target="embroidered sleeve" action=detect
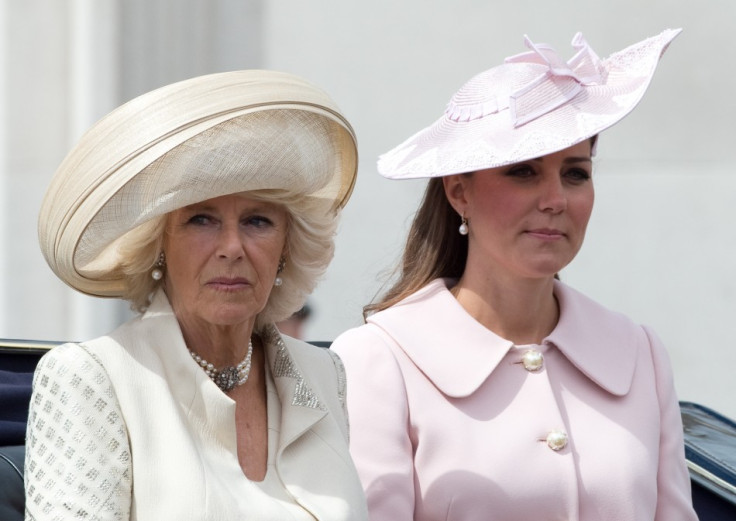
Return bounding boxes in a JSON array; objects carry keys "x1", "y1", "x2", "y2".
[
  {"x1": 325, "y1": 349, "x2": 348, "y2": 420},
  {"x1": 25, "y1": 344, "x2": 132, "y2": 521}
]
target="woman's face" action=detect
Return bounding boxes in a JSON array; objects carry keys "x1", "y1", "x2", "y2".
[
  {"x1": 162, "y1": 193, "x2": 288, "y2": 331},
  {"x1": 444, "y1": 141, "x2": 595, "y2": 281}
]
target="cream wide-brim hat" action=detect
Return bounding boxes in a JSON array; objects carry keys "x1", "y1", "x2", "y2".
[
  {"x1": 39, "y1": 70, "x2": 357, "y2": 297},
  {"x1": 378, "y1": 28, "x2": 680, "y2": 179}
]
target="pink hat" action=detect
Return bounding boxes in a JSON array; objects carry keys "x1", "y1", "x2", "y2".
[{"x1": 378, "y1": 28, "x2": 681, "y2": 179}]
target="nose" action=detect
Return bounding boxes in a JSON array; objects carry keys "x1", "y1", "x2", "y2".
[
  {"x1": 538, "y1": 176, "x2": 567, "y2": 214},
  {"x1": 216, "y1": 223, "x2": 245, "y2": 260}
]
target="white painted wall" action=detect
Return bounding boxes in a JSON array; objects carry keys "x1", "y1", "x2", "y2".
[
  {"x1": 2, "y1": 1, "x2": 734, "y2": 418},
  {"x1": 262, "y1": 1, "x2": 736, "y2": 418}
]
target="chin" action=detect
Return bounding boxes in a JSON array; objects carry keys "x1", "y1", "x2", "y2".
[
  {"x1": 206, "y1": 305, "x2": 260, "y2": 327},
  {"x1": 524, "y1": 260, "x2": 573, "y2": 279}
]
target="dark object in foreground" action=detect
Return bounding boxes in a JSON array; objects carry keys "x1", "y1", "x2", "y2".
[{"x1": 2, "y1": 341, "x2": 735, "y2": 521}]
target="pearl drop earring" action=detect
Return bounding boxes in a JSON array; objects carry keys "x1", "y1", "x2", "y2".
[
  {"x1": 151, "y1": 252, "x2": 165, "y2": 281},
  {"x1": 274, "y1": 256, "x2": 286, "y2": 287},
  {"x1": 458, "y1": 215, "x2": 469, "y2": 236}
]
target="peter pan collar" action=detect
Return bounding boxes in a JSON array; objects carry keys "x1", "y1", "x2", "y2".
[{"x1": 367, "y1": 279, "x2": 638, "y2": 398}]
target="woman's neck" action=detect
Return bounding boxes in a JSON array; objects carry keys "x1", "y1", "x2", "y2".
[
  {"x1": 451, "y1": 272, "x2": 559, "y2": 345},
  {"x1": 178, "y1": 317, "x2": 256, "y2": 368}
]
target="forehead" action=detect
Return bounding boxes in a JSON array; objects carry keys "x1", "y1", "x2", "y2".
[
  {"x1": 529, "y1": 140, "x2": 594, "y2": 163},
  {"x1": 178, "y1": 193, "x2": 283, "y2": 212}
]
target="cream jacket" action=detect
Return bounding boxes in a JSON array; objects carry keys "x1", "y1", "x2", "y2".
[
  {"x1": 25, "y1": 291, "x2": 367, "y2": 521},
  {"x1": 332, "y1": 278, "x2": 697, "y2": 521}
]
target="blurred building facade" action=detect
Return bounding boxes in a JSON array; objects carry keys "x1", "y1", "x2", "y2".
[{"x1": 2, "y1": 0, "x2": 735, "y2": 417}]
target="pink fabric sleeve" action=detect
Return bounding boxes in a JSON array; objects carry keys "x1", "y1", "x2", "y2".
[
  {"x1": 644, "y1": 327, "x2": 699, "y2": 521},
  {"x1": 331, "y1": 326, "x2": 416, "y2": 521}
]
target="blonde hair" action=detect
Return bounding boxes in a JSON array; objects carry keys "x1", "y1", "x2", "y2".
[{"x1": 117, "y1": 190, "x2": 337, "y2": 333}]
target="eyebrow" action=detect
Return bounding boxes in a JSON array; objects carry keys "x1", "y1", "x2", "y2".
[
  {"x1": 183, "y1": 200, "x2": 277, "y2": 214},
  {"x1": 531, "y1": 156, "x2": 592, "y2": 164}
]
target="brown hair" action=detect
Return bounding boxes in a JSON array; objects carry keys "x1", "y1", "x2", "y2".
[
  {"x1": 364, "y1": 177, "x2": 467, "y2": 317},
  {"x1": 364, "y1": 136, "x2": 598, "y2": 318}
]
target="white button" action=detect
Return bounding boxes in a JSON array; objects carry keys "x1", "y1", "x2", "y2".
[
  {"x1": 521, "y1": 349, "x2": 543, "y2": 371},
  {"x1": 546, "y1": 430, "x2": 568, "y2": 451}
]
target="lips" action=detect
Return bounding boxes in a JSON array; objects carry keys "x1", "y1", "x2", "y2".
[
  {"x1": 526, "y1": 228, "x2": 566, "y2": 240},
  {"x1": 206, "y1": 276, "x2": 250, "y2": 289}
]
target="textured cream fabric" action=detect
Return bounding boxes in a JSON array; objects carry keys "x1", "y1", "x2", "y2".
[
  {"x1": 25, "y1": 346, "x2": 132, "y2": 521},
  {"x1": 24, "y1": 290, "x2": 366, "y2": 521},
  {"x1": 37, "y1": 70, "x2": 358, "y2": 297}
]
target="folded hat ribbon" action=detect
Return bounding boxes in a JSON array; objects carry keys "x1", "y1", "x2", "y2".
[
  {"x1": 446, "y1": 33, "x2": 604, "y2": 127},
  {"x1": 506, "y1": 32, "x2": 604, "y2": 127}
]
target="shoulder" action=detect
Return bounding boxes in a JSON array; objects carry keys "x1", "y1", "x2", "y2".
[
  {"x1": 332, "y1": 322, "x2": 394, "y2": 350},
  {"x1": 280, "y1": 333, "x2": 336, "y2": 372},
  {"x1": 639, "y1": 325, "x2": 677, "y2": 383},
  {"x1": 555, "y1": 281, "x2": 636, "y2": 325},
  {"x1": 34, "y1": 342, "x2": 107, "y2": 382},
  {"x1": 331, "y1": 323, "x2": 403, "y2": 368},
  {"x1": 32, "y1": 342, "x2": 121, "y2": 407},
  {"x1": 552, "y1": 281, "x2": 672, "y2": 395},
  {"x1": 332, "y1": 280, "x2": 453, "y2": 357},
  {"x1": 331, "y1": 325, "x2": 411, "y2": 401},
  {"x1": 553, "y1": 280, "x2": 647, "y2": 345}
]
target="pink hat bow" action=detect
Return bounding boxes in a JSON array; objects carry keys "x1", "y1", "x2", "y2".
[
  {"x1": 382, "y1": 28, "x2": 681, "y2": 180},
  {"x1": 447, "y1": 33, "x2": 605, "y2": 127},
  {"x1": 505, "y1": 33, "x2": 605, "y2": 126}
]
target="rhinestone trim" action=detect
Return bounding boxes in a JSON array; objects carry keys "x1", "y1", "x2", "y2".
[{"x1": 270, "y1": 330, "x2": 325, "y2": 411}]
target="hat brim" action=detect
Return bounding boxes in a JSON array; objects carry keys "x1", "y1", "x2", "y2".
[
  {"x1": 39, "y1": 70, "x2": 357, "y2": 297},
  {"x1": 377, "y1": 29, "x2": 680, "y2": 179}
]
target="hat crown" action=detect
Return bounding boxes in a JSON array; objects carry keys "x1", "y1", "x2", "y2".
[{"x1": 446, "y1": 33, "x2": 605, "y2": 127}]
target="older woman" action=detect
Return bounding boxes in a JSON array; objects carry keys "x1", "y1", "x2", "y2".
[
  {"x1": 332, "y1": 30, "x2": 698, "y2": 520},
  {"x1": 27, "y1": 70, "x2": 367, "y2": 520}
]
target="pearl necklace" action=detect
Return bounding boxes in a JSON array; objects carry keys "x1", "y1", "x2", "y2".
[{"x1": 190, "y1": 340, "x2": 253, "y2": 392}]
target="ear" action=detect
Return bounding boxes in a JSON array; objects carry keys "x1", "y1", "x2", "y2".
[{"x1": 442, "y1": 174, "x2": 471, "y2": 215}]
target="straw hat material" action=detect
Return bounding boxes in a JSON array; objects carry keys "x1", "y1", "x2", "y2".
[
  {"x1": 378, "y1": 28, "x2": 681, "y2": 179},
  {"x1": 38, "y1": 70, "x2": 357, "y2": 297}
]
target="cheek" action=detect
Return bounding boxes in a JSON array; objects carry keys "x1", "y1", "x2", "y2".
[
  {"x1": 242, "y1": 234, "x2": 287, "y2": 268},
  {"x1": 570, "y1": 191, "x2": 595, "y2": 233},
  {"x1": 164, "y1": 234, "x2": 212, "y2": 279},
  {"x1": 479, "y1": 192, "x2": 528, "y2": 227},
  {"x1": 254, "y1": 240, "x2": 287, "y2": 271}
]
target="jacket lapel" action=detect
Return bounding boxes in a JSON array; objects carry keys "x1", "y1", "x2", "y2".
[{"x1": 265, "y1": 327, "x2": 327, "y2": 450}]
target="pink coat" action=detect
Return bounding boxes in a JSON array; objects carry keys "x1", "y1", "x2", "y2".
[{"x1": 331, "y1": 278, "x2": 697, "y2": 521}]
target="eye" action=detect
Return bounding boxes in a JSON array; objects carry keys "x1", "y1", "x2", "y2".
[
  {"x1": 186, "y1": 213, "x2": 215, "y2": 226},
  {"x1": 243, "y1": 215, "x2": 274, "y2": 228},
  {"x1": 564, "y1": 168, "x2": 591, "y2": 183},
  {"x1": 505, "y1": 165, "x2": 536, "y2": 179}
]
